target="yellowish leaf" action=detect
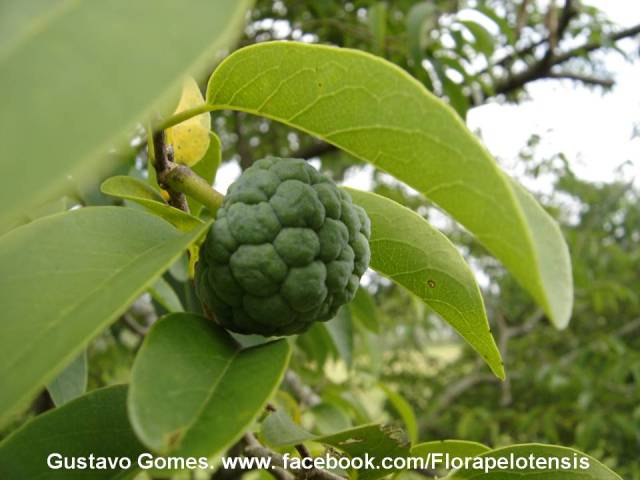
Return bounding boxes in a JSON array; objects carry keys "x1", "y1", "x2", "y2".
[{"x1": 167, "y1": 77, "x2": 211, "y2": 166}]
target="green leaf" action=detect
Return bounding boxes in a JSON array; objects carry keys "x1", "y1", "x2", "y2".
[
  {"x1": 459, "y1": 20, "x2": 495, "y2": 56},
  {"x1": 348, "y1": 189, "x2": 503, "y2": 378},
  {"x1": 0, "y1": 386, "x2": 145, "y2": 480},
  {"x1": 169, "y1": 253, "x2": 191, "y2": 282},
  {"x1": 262, "y1": 408, "x2": 316, "y2": 447},
  {"x1": 128, "y1": 313, "x2": 291, "y2": 457},
  {"x1": 437, "y1": 56, "x2": 468, "y2": 77},
  {"x1": 206, "y1": 41, "x2": 573, "y2": 330},
  {"x1": 297, "y1": 308, "x2": 353, "y2": 367},
  {"x1": 379, "y1": 383, "x2": 418, "y2": 445},
  {"x1": 0, "y1": 195, "x2": 79, "y2": 237},
  {"x1": 27, "y1": 195, "x2": 77, "y2": 222},
  {"x1": 262, "y1": 410, "x2": 410, "y2": 480},
  {"x1": 311, "y1": 402, "x2": 352, "y2": 435},
  {"x1": 319, "y1": 424, "x2": 410, "y2": 480},
  {"x1": 0, "y1": 0, "x2": 251, "y2": 229},
  {"x1": 406, "y1": 2, "x2": 438, "y2": 64},
  {"x1": 149, "y1": 277, "x2": 184, "y2": 313},
  {"x1": 46, "y1": 351, "x2": 87, "y2": 407},
  {"x1": 475, "y1": 6, "x2": 516, "y2": 45},
  {"x1": 447, "y1": 444, "x2": 622, "y2": 479},
  {"x1": 441, "y1": 73, "x2": 470, "y2": 118},
  {"x1": 322, "y1": 390, "x2": 372, "y2": 425},
  {"x1": 297, "y1": 323, "x2": 335, "y2": 367},
  {"x1": 429, "y1": 56, "x2": 470, "y2": 118},
  {"x1": 103, "y1": 174, "x2": 166, "y2": 202},
  {"x1": 411, "y1": 439, "x2": 490, "y2": 458},
  {"x1": 101, "y1": 176, "x2": 203, "y2": 231},
  {"x1": 350, "y1": 287, "x2": 380, "y2": 333},
  {"x1": 324, "y1": 307, "x2": 354, "y2": 367},
  {"x1": 190, "y1": 132, "x2": 222, "y2": 216},
  {"x1": 0, "y1": 207, "x2": 208, "y2": 421}
]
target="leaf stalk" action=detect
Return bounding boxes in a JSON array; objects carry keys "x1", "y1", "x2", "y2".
[
  {"x1": 156, "y1": 104, "x2": 215, "y2": 131},
  {"x1": 162, "y1": 164, "x2": 224, "y2": 216}
]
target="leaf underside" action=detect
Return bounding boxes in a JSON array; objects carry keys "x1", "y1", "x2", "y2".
[
  {"x1": 349, "y1": 189, "x2": 504, "y2": 378},
  {"x1": 206, "y1": 41, "x2": 573, "y2": 329}
]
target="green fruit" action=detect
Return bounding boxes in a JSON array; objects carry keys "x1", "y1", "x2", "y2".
[{"x1": 196, "y1": 156, "x2": 371, "y2": 336}]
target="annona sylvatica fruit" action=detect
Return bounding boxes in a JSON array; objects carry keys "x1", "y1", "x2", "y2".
[{"x1": 195, "y1": 156, "x2": 370, "y2": 336}]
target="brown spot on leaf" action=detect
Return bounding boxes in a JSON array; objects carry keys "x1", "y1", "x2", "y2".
[
  {"x1": 167, "y1": 429, "x2": 184, "y2": 449},
  {"x1": 427, "y1": 280, "x2": 436, "y2": 288}
]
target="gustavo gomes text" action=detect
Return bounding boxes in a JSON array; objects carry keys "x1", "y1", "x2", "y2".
[{"x1": 47, "y1": 453, "x2": 211, "y2": 471}]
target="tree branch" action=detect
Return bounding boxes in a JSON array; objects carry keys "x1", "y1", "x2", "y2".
[
  {"x1": 548, "y1": 0, "x2": 575, "y2": 55},
  {"x1": 548, "y1": 72, "x2": 614, "y2": 88},
  {"x1": 495, "y1": 22, "x2": 640, "y2": 95},
  {"x1": 485, "y1": 0, "x2": 575, "y2": 73}
]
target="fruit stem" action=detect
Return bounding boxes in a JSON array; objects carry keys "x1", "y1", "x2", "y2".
[{"x1": 163, "y1": 164, "x2": 224, "y2": 216}]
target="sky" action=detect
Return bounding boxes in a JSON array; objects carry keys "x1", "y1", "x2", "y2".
[{"x1": 215, "y1": 1, "x2": 639, "y2": 194}]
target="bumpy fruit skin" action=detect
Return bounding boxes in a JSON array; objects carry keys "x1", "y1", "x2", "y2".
[{"x1": 195, "y1": 156, "x2": 371, "y2": 336}]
